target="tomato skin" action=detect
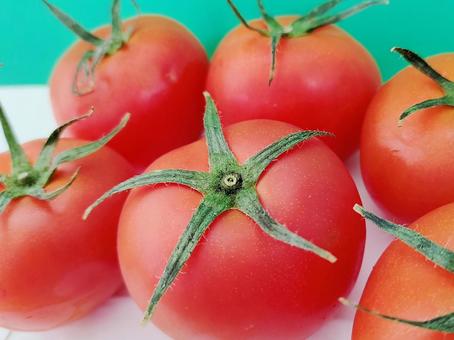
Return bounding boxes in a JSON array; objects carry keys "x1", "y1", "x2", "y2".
[
  {"x1": 50, "y1": 15, "x2": 209, "y2": 170},
  {"x1": 361, "y1": 54, "x2": 454, "y2": 223},
  {"x1": 206, "y1": 17, "x2": 381, "y2": 159},
  {"x1": 118, "y1": 119, "x2": 365, "y2": 339},
  {"x1": 352, "y1": 203, "x2": 454, "y2": 340},
  {"x1": 0, "y1": 139, "x2": 133, "y2": 331}
]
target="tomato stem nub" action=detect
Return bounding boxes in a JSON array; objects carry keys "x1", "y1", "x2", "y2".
[
  {"x1": 354, "y1": 204, "x2": 454, "y2": 273},
  {"x1": 0, "y1": 103, "x2": 129, "y2": 213},
  {"x1": 339, "y1": 298, "x2": 454, "y2": 333},
  {"x1": 393, "y1": 47, "x2": 454, "y2": 123},
  {"x1": 227, "y1": 0, "x2": 387, "y2": 85},
  {"x1": 84, "y1": 91, "x2": 337, "y2": 322},
  {"x1": 43, "y1": 0, "x2": 137, "y2": 95}
]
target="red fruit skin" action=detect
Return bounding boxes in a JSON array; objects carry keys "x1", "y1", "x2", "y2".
[
  {"x1": 50, "y1": 15, "x2": 209, "y2": 170},
  {"x1": 0, "y1": 139, "x2": 134, "y2": 331},
  {"x1": 361, "y1": 54, "x2": 454, "y2": 223},
  {"x1": 207, "y1": 16, "x2": 381, "y2": 159},
  {"x1": 352, "y1": 202, "x2": 454, "y2": 340},
  {"x1": 118, "y1": 119, "x2": 366, "y2": 339}
]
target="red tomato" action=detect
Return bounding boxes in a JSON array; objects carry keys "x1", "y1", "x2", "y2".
[
  {"x1": 50, "y1": 15, "x2": 209, "y2": 170},
  {"x1": 361, "y1": 53, "x2": 454, "y2": 223},
  {"x1": 118, "y1": 119, "x2": 365, "y2": 339},
  {"x1": 206, "y1": 17, "x2": 381, "y2": 159},
  {"x1": 352, "y1": 203, "x2": 454, "y2": 339},
  {"x1": 0, "y1": 139, "x2": 133, "y2": 331}
]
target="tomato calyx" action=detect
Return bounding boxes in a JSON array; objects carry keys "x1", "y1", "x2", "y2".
[
  {"x1": 43, "y1": 0, "x2": 140, "y2": 95},
  {"x1": 227, "y1": 0, "x2": 388, "y2": 85},
  {"x1": 0, "y1": 104, "x2": 129, "y2": 213},
  {"x1": 84, "y1": 91, "x2": 337, "y2": 322},
  {"x1": 393, "y1": 47, "x2": 454, "y2": 124},
  {"x1": 340, "y1": 205, "x2": 454, "y2": 333}
]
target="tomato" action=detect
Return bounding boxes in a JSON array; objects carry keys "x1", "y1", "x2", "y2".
[
  {"x1": 50, "y1": 14, "x2": 209, "y2": 170},
  {"x1": 351, "y1": 202, "x2": 454, "y2": 339},
  {"x1": 361, "y1": 52, "x2": 454, "y2": 223},
  {"x1": 207, "y1": 16, "x2": 381, "y2": 159},
  {"x1": 117, "y1": 119, "x2": 365, "y2": 339},
  {"x1": 0, "y1": 139, "x2": 133, "y2": 331}
]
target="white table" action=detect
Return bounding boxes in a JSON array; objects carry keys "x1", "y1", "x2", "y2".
[{"x1": 0, "y1": 86, "x2": 392, "y2": 340}]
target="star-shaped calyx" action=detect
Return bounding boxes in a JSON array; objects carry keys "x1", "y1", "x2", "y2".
[
  {"x1": 227, "y1": 0, "x2": 388, "y2": 84},
  {"x1": 0, "y1": 104, "x2": 129, "y2": 212},
  {"x1": 43, "y1": 0, "x2": 140, "y2": 95},
  {"x1": 84, "y1": 92, "x2": 337, "y2": 322}
]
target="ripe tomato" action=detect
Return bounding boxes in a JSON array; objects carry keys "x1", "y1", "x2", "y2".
[
  {"x1": 0, "y1": 139, "x2": 133, "y2": 330},
  {"x1": 117, "y1": 119, "x2": 365, "y2": 339},
  {"x1": 50, "y1": 15, "x2": 209, "y2": 170},
  {"x1": 352, "y1": 202, "x2": 454, "y2": 339},
  {"x1": 361, "y1": 53, "x2": 454, "y2": 223},
  {"x1": 207, "y1": 16, "x2": 381, "y2": 159}
]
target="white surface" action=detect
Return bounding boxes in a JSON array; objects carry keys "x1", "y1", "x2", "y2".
[{"x1": 0, "y1": 86, "x2": 392, "y2": 340}]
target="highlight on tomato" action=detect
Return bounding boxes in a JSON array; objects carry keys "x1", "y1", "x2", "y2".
[
  {"x1": 342, "y1": 204, "x2": 454, "y2": 339},
  {"x1": 206, "y1": 0, "x2": 385, "y2": 159},
  {"x1": 84, "y1": 92, "x2": 366, "y2": 339},
  {"x1": 45, "y1": 0, "x2": 209, "y2": 170},
  {"x1": 0, "y1": 104, "x2": 134, "y2": 331},
  {"x1": 361, "y1": 48, "x2": 454, "y2": 223}
]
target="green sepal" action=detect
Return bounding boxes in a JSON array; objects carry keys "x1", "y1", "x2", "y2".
[
  {"x1": 237, "y1": 188, "x2": 337, "y2": 263},
  {"x1": 393, "y1": 47, "x2": 454, "y2": 123},
  {"x1": 0, "y1": 104, "x2": 129, "y2": 213},
  {"x1": 142, "y1": 194, "x2": 233, "y2": 322},
  {"x1": 290, "y1": 0, "x2": 388, "y2": 36},
  {"x1": 42, "y1": 0, "x2": 104, "y2": 46},
  {"x1": 244, "y1": 130, "x2": 332, "y2": 182},
  {"x1": 0, "y1": 105, "x2": 32, "y2": 173},
  {"x1": 354, "y1": 204, "x2": 454, "y2": 273},
  {"x1": 85, "y1": 91, "x2": 337, "y2": 322},
  {"x1": 340, "y1": 298, "x2": 454, "y2": 333},
  {"x1": 227, "y1": 0, "x2": 387, "y2": 85},
  {"x1": 83, "y1": 169, "x2": 210, "y2": 220}
]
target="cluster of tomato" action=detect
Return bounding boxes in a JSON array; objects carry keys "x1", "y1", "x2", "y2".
[{"x1": 0, "y1": 0, "x2": 453, "y2": 339}]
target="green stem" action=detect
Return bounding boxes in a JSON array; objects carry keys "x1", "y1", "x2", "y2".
[
  {"x1": 85, "y1": 91, "x2": 337, "y2": 323},
  {"x1": 392, "y1": 47, "x2": 454, "y2": 123},
  {"x1": 340, "y1": 298, "x2": 454, "y2": 333}
]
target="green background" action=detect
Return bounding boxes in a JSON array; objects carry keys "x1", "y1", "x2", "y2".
[{"x1": 0, "y1": 0, "x2": 450, "y2": 84}]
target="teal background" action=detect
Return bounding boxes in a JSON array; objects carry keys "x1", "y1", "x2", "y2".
[{"x1": 0, "y1": 0, "x2": 450, "y2": 84}]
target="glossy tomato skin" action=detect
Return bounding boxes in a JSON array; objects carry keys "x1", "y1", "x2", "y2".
[
  {"x1": 0, "y1": 139, "x2": 133, "y2": 331},
  {"x1": 361, "y1": 54, "x2": 454, "y2": 223},
  {"x1": 50, "y1": 15, "x2": 209, "y2": 170},
  {"x1": 352, "y1": 203, "x2": 454, "y2": 339},
  {"x1": 206, "y1": 17, "x2": 381, "y2": 159},
  {"x1": 118, "y1": 120, "x2": 366, "y2": 339}
]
